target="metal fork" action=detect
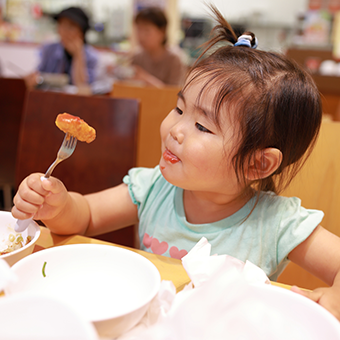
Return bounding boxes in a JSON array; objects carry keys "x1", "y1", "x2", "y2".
[
  {"x1": 14, "y1": 133, "x2": 77, "y2": 232},
  {"x1": 44, "y1": 133, "x2": 77, "y2": 178}
]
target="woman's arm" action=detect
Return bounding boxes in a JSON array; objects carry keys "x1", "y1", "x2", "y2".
[
  {"x1": 132, "y1": 65, "x2": 165, "y2": 88},
  {"x1": 61, "y1": 32, "x2": 89, "y2": 86},
  {"x1": 288, "y1": 225, "x2": 340, "y2": 320},
  {"x1": 70, "y1": 40, "x2": 89, "y2": 86}
]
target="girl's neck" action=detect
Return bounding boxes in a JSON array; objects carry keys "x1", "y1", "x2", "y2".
[{"x1": 183, "y1": 189, "x2": 254, "y2": 224}]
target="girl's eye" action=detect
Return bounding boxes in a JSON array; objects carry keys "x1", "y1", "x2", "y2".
[
  {"x1": 175, "y1": 107, "x2": 183, "y2": 115},
  {"x1": 196, "y1": 123, "x2": 211, "y2": 133}
]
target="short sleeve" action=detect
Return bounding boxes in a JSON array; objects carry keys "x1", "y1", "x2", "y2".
[
  {"x1": 123, "y1": 166, "x2": 162, "y2": 210},
  {"x1": 276, "y1": 197, "x2": 324, "y2": 265}
]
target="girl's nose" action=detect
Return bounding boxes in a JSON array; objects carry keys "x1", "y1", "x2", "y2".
[{"x1": 170, "y1": 123, "x2": 184, "y2": 144}]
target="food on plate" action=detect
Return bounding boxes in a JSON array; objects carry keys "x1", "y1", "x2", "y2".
[
  {"x1": 0, "y1": 232, "x2": 32, "y2": 255},
  {"x1": 55, "y1": 113, "x2": 96, "y2": 143}
]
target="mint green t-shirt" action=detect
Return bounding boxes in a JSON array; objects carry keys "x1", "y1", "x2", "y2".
[{"x1": 123, "y1": 166, "x2": 324, "y2": 281}]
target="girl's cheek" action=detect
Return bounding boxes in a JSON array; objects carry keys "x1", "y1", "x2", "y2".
[
  {"x1": 160, "y1": 119, "x2": 168, "y2": 140},
  {"x1": 160, "y1": 111, "x2": 176, "y2": 136}
]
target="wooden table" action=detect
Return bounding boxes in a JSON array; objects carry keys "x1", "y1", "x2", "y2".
[{"x1": 35, "y1": 227, "x2": 291, "y2": 291}]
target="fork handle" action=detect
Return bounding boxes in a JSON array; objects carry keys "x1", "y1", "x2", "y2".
[
  {"x1": 14, "y1": 218, "x2": 33, "y2": 232},
  {"x1": 44, "y1": 159, "x2": 62, "y2": 178}
]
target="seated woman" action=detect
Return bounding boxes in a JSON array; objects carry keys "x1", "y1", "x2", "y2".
[
  {"x1": 130, "y1": 7, "x2": 186, "y2": 87},
  {"x1": 25, "y1": 6, "x2": 98, "y2": 89}
]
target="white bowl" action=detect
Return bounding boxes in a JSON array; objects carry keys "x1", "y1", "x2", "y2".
[
  {"x1": 0, "y1": 211, "x2": 40, "y2": 266},
  {"x1": 0, "y1": 294, "x2": 99, "y2": 340},
  {"x1": 6, "y1": 244, "x2": 161, "y2": 338}
]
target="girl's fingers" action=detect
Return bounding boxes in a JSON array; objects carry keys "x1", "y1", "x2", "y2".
[
  {"x1": 11, "y1": 205, "x2": 35, "y2": 220},
  {"x1": 25, "y1": 173, "x2": 50, "y2": 196},
  {"x1": 13, "y1": 174, "x2": 62, "y2": 216},
  {"x1": 40, "y1": 176, "x2": 66, "y2": 195}
]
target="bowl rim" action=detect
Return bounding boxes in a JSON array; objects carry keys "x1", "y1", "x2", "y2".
[
  {"x1": 9, "y1": 243, "x2": 161, "y2": 321},
  {"x1": 0, "y1": 212, "x2": 41, "y2": 259}
]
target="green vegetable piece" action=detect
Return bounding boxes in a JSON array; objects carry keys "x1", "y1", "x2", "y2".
[
  {"x1": 42, "y1": 261, "x2": 47, "y2": 277},
  {"x1": 8, "y1": 234, "x2": 15, "y2": 242},
  {"x1": 16, "y1": 236, "x2": 23, "y2": 243}
]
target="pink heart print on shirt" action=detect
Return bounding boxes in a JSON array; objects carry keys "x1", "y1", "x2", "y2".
[
  {"x1": 142, "y1": 233, "x2": 186, "y2": 258},
  {"x1": 169, "y1": 246, "x2": 188, "y2": 259},
  {"x1": 142, "y1": 233, "x2": 152, "y2": 248},
  {"x1": 151, "y1": 238, "x2": 169, "y2": 255}
]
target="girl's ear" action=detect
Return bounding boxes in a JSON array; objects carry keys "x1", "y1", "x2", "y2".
[{"x1": 246, "y1": 148, "x2": 282, "y2": 181}]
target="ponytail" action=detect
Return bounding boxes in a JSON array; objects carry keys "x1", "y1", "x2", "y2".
[{"x1": 196, "y1": 5, "x2": 258, "y2": 65}]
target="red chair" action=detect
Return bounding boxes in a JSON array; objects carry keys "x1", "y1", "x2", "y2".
[{"x1": 0, "y1": 78, "x2": 26, "y2": 210}]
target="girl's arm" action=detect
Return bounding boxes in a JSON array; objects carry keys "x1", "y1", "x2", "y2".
[
  {"x1": 43, "y1": 183, "x2": 139, "y2": 236},
  {"x1": 12, "y1": 174, "x2": 138, "y2": 236},
  {"x1": 288, "y1": 225, "x2": 340, "y2": 320}
]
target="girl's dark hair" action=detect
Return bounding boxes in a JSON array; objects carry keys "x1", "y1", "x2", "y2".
[
  {"x1": 185, "y1": 5, "x2": 322, "y2": 194},
  {"x1": 134, "y1": 7, "x2": 168, "y2": 45}
]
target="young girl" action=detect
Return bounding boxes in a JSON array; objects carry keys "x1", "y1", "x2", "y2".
[{"x1": 12, "y1": 7, "x2": 340, "y2": 320}]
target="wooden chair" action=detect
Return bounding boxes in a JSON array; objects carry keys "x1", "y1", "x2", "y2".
[
  {"x1": 111, "y1": 82, "x2": 181, "y2": 168},
  {"x1": 15, "y1": 90, "x2": 139, "y2": 247},
  {"x1": 0, "y1": 78, "x2": 26, "y2": 211},
  {"x1": 277, "y1": 121, "x2": 340, "y2": 289}
]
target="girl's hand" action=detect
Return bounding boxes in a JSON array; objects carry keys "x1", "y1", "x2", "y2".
[
  {"x1": 291, "y1": 285, "x2": 340, "y2": 321},
  {"x1": 12, "y1": 173, "x2": 69, "y2": 222}
]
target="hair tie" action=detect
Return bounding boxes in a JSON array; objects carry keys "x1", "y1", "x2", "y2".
[{"x1": 234, "y1": 34, "x2": 258, "y2": 49}]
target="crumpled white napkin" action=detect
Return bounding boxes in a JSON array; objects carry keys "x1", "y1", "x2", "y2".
[
  {"x1": 115, "y1": 237, "x2": 270, "y2": 340},
  {"x1": 181, "y1": 237, "x2": 270, "y2": 288}
]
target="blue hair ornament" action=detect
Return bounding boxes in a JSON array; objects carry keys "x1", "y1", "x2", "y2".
[{"x1": 234, "y1": 34, "x2": 258, "y2": 49}]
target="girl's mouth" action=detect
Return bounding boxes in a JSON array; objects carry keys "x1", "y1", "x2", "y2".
[{"x1": 163, "y1": 149, "x2": 180, "y2": 164}]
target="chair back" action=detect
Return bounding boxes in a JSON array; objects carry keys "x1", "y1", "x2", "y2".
[
  {"x1": 16, "y1": 90, "x2": 139, "y2": 247},
  {"x1": 111, "y1": 82, "x2": 180, "y2": 167},
  {"x1": 0, "y1": 78, "x2": 26, "y2": 210},
  {"x1": 278, "y1": 121, "x2": 340, "y2": 289}
]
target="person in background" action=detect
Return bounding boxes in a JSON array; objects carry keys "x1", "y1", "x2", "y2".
[
  {"x1": 25, "y1": 6, "x2": 98, "y2": 89},
  {"x1": 130, "y1": 7, "x2": 186, "y2": 87}
]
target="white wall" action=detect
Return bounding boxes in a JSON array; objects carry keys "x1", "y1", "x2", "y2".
[
  {"x1": 89, "y1": 0, "x2": 309, "y2": 35},
  {"x1": 178, "y1": 0, "x2": 308, "y2": 25},
  {"x1": 0, "y1": 42, "x2": 39, "y2": 77}
]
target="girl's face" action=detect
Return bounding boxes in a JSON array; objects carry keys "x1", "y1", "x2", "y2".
[
  {"x1": 160, "y1": 80, "x2": 244, "y2": 197},
  {"x1": 135, "y1": 21, "x2": 165, "y2": 51}
]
